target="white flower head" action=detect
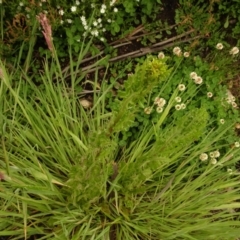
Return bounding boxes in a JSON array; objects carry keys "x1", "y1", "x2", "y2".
[
  {"x1": 207, "y1": 92, "x2": 213, "y2": 98},
  {"x1": 178, "y1": 84, "x2": 186, "y2": 91},
  {"x1": 93, "y1": 21, "x2": 98, "y2": 26},
  {"x1": 229, "y1": 46, "x2": 239, "y2": 55},
  {"x1": 59, "y1": 9, "x2": 64, "y2": 15},
  {"x1": 175, "y1": 104, "x2": 182, "y2": 111},
  {"x1": 216, "y1": 43, "x2": 224, "y2": 50},
  {"x1": 220, "y1": 119, "x2": 225, "y2": 124},
  {"x1": 194, "y1": 76, "x2": 203, "y2": 84},
  {"x1": 235, "y1": 142, "x2": 240, "y2": 148},
  {"x1": 180, "y1": 103, "x2": 186, "y2": 109},
  {"x1": 211, "y1": 158, "x2": 217, "y2": 165},
  {"x1": 156, "y1": 106, "x2": 163, "y2": 113},
  {"x1": 227, "y1": 168, "x2": 233, "y2": 175},
  {"x1": 232, "y1": 102, "x2": 238, "y2": 108},
  {"x1": 66, "y1": 19, "x2": 73, "y2": 24},
  {"x1": 190, "y1": 72, "x2": 198, "y2": 79},
  {"x1": 213, "y1": 150, "x2": 220, "y2": 158},
  {"x1": 158, "y1": 52, "x2": 165, "y2": 59},
  {"x1": 113, "y1": 7, "x2": 118, "y2": 12},
  {"x1": 175, "y1": 96, "x2": 181, "y2": 103},
  {"x1": 199, "y1": 153, "x2": 208, "y2": 161},
  {"x1": 173, "y1": 46, "x2": 182, "y2": 56},
  {"x1": 71, "y1": 6, "x2": 77, "y2": 12},
  {"x1": 157, "y1": 98, "x2": 166, "y2": 107},
  {"x1": 144, "y1": 107, "x2": 152, "y2": 115},
  {"x1": 76, "y1": 0, "x2": 80, "y2": 5},
  {"x1": 183, "y1": 52, "x2": 190, "y2": 57}
]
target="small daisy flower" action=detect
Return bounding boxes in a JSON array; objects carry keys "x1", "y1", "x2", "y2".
[
  {"x1": 102, "y1": 28, "x2": 106, "y2": 32},
  {"x1": 113, "y1": 7, "x2": 118, "y2": 12},
  {"x1": 156, "y1": 106, "x2": 163, "y2": 113},
  {"x1": 107, "y1": 19, "x2": 112, "y2": 23},
  {"x1": 100, "y1": 8, "x2": 106, "y2": 14},
  {"x1": 194, "y1": 76, "x2": 203, "y2": 84},
  {"x1": 175, "y1": 104, "x2": 182, "y2": 111},
  {"x1": 93, "y1": 21, "x2": 98, "y2": 26},
  {"x1": 158, "y1": 52, "x2": 165, "y2": 59},
  {"x1": 178, "y1": 84, "x2": 186, "y2": 91},
  {"x1": 59, "y1": 9, "x2": 64, "y2": 15},
  {"x1": 190, "y1": 72, "x2": 198, "y2": 79},
  {"x1": 227, "y1": 168, "x2": 233, "y2": 175},
  {"x1": 229, "y1": 46, "x2": 239, "y2": 55},
  {"x1": 97, "y1": 18, "x2": 102, "y2": 23},
  {"x1": 235, "y1": 142, "x2": 240, "y2": 148},
  {"x1": 91, "y1": 29, "x2": 99, "y2": 36},
  {"x1": 216, "y1": 43, "x2": 224, "y2": 50},
  {"x1": 209, "y1": 152, "x2": 215, "y2": 158},
  {"x1": 232, "y1": 102, "x2": 238, "y2": 108},
  {"x1": 199, "y1": 153, "x2": 208, "y2": 161},
  {"x1": 220, "y1": 119, "x2": 225, "y2": 124},
  {"x1": 183, "y1": 52, "x2": 190, "y2": 57},
  {"x1": 19, "y1": 2, "x2": 24, "y2": 6},
  {"x1": 207, "y1": 92, "x2": 213, "y2": 98},
  {"x1": 157, "y1": 98, "x2": 166, "y2": 107},
  {"x1": 66, "y1": 19, "x2": 73, "y2": 24},
  {"x1": 173, "y1": 46, "x2": 182, "y2": 56},
  {"x1": 213, "y1": 150, "x2": 220, "y2": 158},
  {"x1": 180, "y1": 103, "x2": 186, "y2": 109},
  {"x1": 211, "y1": 158, "x2": 217, "y2": 165},
  {"x1": 71, "y1": 6, "x2": 77, "y2": 12},
  {"x1": 76, "y1": 0, "x2": 80, "y2": 5},
  {"x1": 175, "y1": 96, "x2": 181, "y2": 103},
  {"x1": 144, "y1": 107, "x2": 152, "y2": 115},
  {"x1": 100, "y1": 37, "x2": 105, "y2": 42}
]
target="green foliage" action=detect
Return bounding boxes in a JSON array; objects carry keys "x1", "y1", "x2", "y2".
[{"x1": 0, "y1": 49, "x2": 240, "y2": 239}]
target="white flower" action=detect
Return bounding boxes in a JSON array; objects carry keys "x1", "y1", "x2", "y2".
[
  {"x1": 102, "y1": 28, "x2": 106, "y2": 32},
  {"x1": 220, "y1": 119, "x2": 225, "y2": 124},
  {"x1": 144, "y1": 107, "x2": 152, "y2": 114},
  {"x1": 100, "y1": 8, "x2": 106, "y2": 14},
  {"x1": 156, "y1": 106, "x2": 163, "y2": 113},
  {"x1": 100, "y1": 37, "x2": 105, "y2": 42},
  {"x1": 209, "y1": 152, "x2": 215, "y2": 158},
  {"x1": 183, "y1": 52, "x2": 190, "y2": 57},
  {"x1": 213, "y1": 150, "x2": 220, "y2": 158},
  {"x1": 194, "y1": 76, "x2": 203, "y2": 84},
  {"x1": 76, "y1": 0, "x2": 80, "y2": 5},
  {"x1": 207, "y1": 92, "x2": 213, "y2": 98},
  {"x1": 180, "y1": 103, "x2": 186, "y2": 109},
  {"x1": 235, "y1": 142, "x2": 240, "y2": 148},
  {"x1": 232, "y1": 102, "x2": 238, "y2": 108},
  {"x1": 154, "y1": 97, "x2": 166, "y2": 107},
  {"x1": 97, "y1": 18, "x2": 102, "y2": 23},
  {"x1": 60, "y1": 20, "x2": 64, "y2": 25},
  {"x1": 227, "y1": 168, "x2": 233, "y2": 175},
  {"x1": 158, "y1": 52, "x2": 165, "y2": 59},
  {"x1": 19, "y1": 2, "x2": 24, "y2": 6},
  {"x1": 178, "y1": 84, "x2": 186, "y2": 91},
  {"x1": 107, "y1": 19, "x2": 112, "y2": 23},
  {"x1": 93, "y1": 21, "x2": 98, "y2": 26},
  {"x1": 173, "y1": 46, "x2": 182, "y2": 56},
  {"x1": 59, "y1": 9, "x2": 64, "y2": 15},
  {"x1": 216, "y1": 43, "x2": 224, "y2": 50},
  {"x1": 175, "y1": 104, "x2": 181, "y2": 111},
  {"x1": 199, "y1": 153, "x2": 208, "y2": 161},
  {"x1": 114, "y1": 7, "x2": 118, "y2": 12},
  {"x1": 71, "y1": 6, "x2": 77, "y2": 12},
  {"x1": 211, "y1": 158, "x2": 217, "y2": 165},
  {"x1": 190, "y1": 72, "x2": 197, "y2": 79},
  {"x1": 91, "y1": 29, "x2": 99, "y2": 36},
  {"x1": 175, "y1": 96, "x2": 181, "y2": 103},
  {"x1": 66, "y1": 19, "x2": 72, "y2": 24},
  {"x1": 229, "y1": 46, "x2": 239, "y2": 55},
  {"x1": 101, "y1": 4, "x2": 107, "y2": 9}
]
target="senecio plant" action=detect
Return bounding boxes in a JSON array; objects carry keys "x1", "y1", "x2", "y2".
[{"x1": 1, "y1": 39, "x2": 240, "y2": 239}]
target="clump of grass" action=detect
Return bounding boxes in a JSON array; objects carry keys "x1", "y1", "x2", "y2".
[{"x1": 0, "y1": 43, "x2": 240, "y2": 240}]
